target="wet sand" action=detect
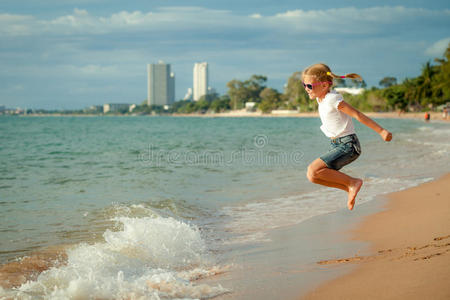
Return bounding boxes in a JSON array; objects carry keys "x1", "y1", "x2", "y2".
[
  {"x1": 302, "y1": 174, "x2": 450, "y2": 300},
  {"x1": 200, "y1": 193, "x2": 386, "y2": 300},
  {"x1": 0, "y1": 245, "x2": 69, "y2": 289}
]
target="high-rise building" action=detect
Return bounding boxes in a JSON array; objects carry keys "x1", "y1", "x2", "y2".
[
  {"x1": 147, "y1": 61, "x2": 175, "y2": 106},
  {"x1": 193, "y1": 62, "x2": 208, "y2": 101},
  {"x1": 184, "y1": 88, "x2": 193, "y2": 101}
]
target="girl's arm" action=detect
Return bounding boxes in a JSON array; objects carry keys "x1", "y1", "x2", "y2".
[{"x1": 338, "y1": 101, "x2": 393, "y2": 142}]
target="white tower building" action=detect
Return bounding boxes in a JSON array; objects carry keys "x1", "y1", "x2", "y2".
[
  {"x1": 193, "y1": 62, "x2": 209, "y2": 101},
  {"x1": 184, "y1": 88, "x2": 193, "y2": 101}
]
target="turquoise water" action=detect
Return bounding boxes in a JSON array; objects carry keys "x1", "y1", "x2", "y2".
[{"x1": 0, "y1": 116, "x2": 449, "y2": 298}]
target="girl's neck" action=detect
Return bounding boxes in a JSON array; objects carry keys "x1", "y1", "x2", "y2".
[{"x1": 317, "y1": 89, "x2": 331, "y2": 102}]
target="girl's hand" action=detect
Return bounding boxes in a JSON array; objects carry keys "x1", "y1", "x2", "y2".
[{"x1": 380, "y1": 129, "x2": 392, "y2": 142}]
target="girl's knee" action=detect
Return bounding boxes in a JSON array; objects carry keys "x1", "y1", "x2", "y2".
[{"x1": 306, "y1": 164, "x2": 317, "y2": 182}]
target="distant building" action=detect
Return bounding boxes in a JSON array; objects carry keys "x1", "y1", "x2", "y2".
[
  {"x1": 129, "y1": 104, "x2": 137, "y2": 113},
  {"x1": 0, "y1": 105, "x2": 5, "y2": 113},
  {"x1": 207, "y1": 87, "x2": 216, "y2": 95},
  {"x1": 193, "y1": 62, "x2": 208, "y2": 101},
  {"x1": 271, "y1": 110, "x2": 299, "y2": 115},
  {"x1": 335, "y1": 87, "x2": 365, "y2": 95},
  {"x1": 184, "y1": 88, "x2": 193, "y2": 101},
  {"x1": 85, "y1": 105, "x2": 103, "y2": 113},
  {"x1": 245, "y1": 102, "x2": 256, "y2": 112},
  {"x1": 147, "y1": 61, "x2": 175, "y2": 106},
  {"x1": 103, "y1": 103, "x2": 130, "y2": 113}
]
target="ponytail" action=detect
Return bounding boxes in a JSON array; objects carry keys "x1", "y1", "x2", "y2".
[
  {"x1": 326, "y1": 71, "x2": 363, "y2": 81},
  {"x1": 301, "y1": 63, "x2": 363, "y2": 84}
]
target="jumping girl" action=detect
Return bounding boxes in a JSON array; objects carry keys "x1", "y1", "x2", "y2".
[{"x1": 303, "y1": 63, "x2": 392, "y2": 210}]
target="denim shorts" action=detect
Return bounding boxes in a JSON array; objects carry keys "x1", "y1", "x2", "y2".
[{"x1": 319, "y1": 134, "x2": 361, "y2": 170}]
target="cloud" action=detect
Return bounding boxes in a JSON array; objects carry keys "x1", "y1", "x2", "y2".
[
  {"x1": 425, "y1": 37, "x2": 450, "y2": 57},
  {"x1": 265, "y1": 6, "x2": 450, "y2": 35},
  {"x1": 249, "y1": 13, "x2": 262, "y2": 19},
  {"x1": 1, "y1": 5, "x2": 450, "y2": 109},
  {"x1": 34, "y1": 7, "x2": 240, "y2": 35},
  {"x1": 0, "y1": 14, "x2": 36, "y2": 36},
  {"x1": 2, "y1": 6, "x2": 449, "y2": 38},
  {"x1": 68, "y1": 64, "x2": 120, "y2": 76}
]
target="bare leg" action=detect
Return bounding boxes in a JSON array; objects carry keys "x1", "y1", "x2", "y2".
[
  {"x1": 312, "y1": 178, "x2": 349, "y2": 192},
  {"x1": 307, "y1": 158, "x2": 363, "y2": 210}
]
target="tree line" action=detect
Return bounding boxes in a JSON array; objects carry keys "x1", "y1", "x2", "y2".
[
  {"x1": 152, "y1": 44, "x2": 447, "y2": 114},
  {"x1": 30, "y1": 44, "x2": 447, "y2": 116},
  {"x1": 380, "y1": 45, "x2": 450, "y2": 111}
]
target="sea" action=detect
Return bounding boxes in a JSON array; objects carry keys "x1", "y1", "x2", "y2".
[{"x1": 0, "y1": 115, "x2": 449, "y2": 299}]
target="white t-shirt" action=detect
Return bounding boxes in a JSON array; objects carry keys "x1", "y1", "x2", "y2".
[{"x1": 317, "y1": 90, "x2": 355, "y2": 138}]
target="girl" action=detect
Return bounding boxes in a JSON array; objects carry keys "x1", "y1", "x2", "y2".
[{"x1": 303, "y1": 63, "x2": 392, "y2": 210}]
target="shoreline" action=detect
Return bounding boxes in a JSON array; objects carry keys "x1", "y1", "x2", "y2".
[
  {"x1": 0, "y1": 116, "x2": 448, "y2": 298},
  {"x1": 7, "y1": 111, "x2": 450, "y2": 121},
  {"x1": 2, "y1": 175, "x2": 447, "y2": 298},
  {"x1": 201, "y1": 173, "x2": 450, "y2": 300},
  {"x1": 302, "y1": 173, "x2": 450, "y2": 299}
]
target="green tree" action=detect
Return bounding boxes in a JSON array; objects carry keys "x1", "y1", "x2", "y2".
[
  {"x1": 194, "y1": 99, "x2": 210, "y2": 113},
  {"x1": 226, "y1": 75, "x2": 267, "y2": 110},
  {"x1": 245, "y1": 75, "x2": 267, "y2": 102},
  {"x1": 379, "y1": 77, "x2": 397, "y2": 88},
  {"x1": 382, "y1": 84, "x2": 408, "y2": 111},
  {"x1": 227, "y1": 79, "x2": 245, "y2": 110},
  {"x1": 180, "y1": 102, "x2": 196, "y2": 113},
  {"x1": 210, "y1": 95, "x2": 231, "y2": 113},
  {"x1": 418, "y1": 62, "x2": 436, "y2": 107},
  {"x1": 198, "y1": 92, "x2": 220, "y2": 103},
  {"x1": 432, "y1": 44, "x2": 450, "y2": 104},
  {"x1": 259, "y1": 87, "x2": 282, "y2": 113},
  {"x1": 284, "y1": 71, "x2": 309, "y2": 110},
  {"x1": 170, "y1": 100, "x2": 195, "y2": 113},
  {"x1": 348, "y1": 79, "x2": 361, "y2": 88},
  {"x1": 334, "y1": 78, "x2": 346, "y2": 87}
]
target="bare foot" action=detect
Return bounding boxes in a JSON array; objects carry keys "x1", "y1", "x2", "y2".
[{"x1": 347, "y1": 179, "x2": 363, "y2": 210}]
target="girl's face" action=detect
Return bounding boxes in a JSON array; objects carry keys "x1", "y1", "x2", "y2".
[{"x1": 302, "y1": 75, "x2": 330, "y2": 100}]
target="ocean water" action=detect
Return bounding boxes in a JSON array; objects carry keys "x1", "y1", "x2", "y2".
[{"x1": 0, "y1": 116, "x2": 449, "y2": 299}]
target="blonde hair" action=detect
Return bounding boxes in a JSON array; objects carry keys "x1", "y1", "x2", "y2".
[{"x1": 301, "y1": 63, "x2": 362, "y2": 83}]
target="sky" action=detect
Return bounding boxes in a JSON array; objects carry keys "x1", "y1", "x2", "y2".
[{"x1": 1, "y1": 0, "x2": 449, "y2": 109}]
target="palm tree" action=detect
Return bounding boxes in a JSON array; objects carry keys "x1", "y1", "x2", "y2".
[{"x1": 415, "y1": 61, "x2": 438, "y2": 108}]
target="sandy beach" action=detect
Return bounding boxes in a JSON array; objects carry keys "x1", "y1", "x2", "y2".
[{"x1": 302, "y1": 173, "x2": 450, "y2": 300}]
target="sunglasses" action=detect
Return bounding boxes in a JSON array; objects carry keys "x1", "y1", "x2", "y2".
[{"x1": 302, "y1": 82, "x2": 331, "y2": 90}]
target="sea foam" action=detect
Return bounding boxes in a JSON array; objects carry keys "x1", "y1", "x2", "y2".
[
  {"x1": 221, "y1": 176, "x2": 432, "y2": 244},
  {"x1": 3, "y1": 214, "x2": 228, "y2": 299}
]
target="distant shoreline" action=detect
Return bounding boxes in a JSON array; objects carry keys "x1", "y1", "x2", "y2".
[{"x1": 11, "y1": 111, "x2": 450, "y2": 121}]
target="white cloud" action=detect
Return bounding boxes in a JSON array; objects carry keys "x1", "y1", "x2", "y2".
[
  {"x1": 1, "y1": 5, "x2": 450, "y2": 108},
  {"x1": 0, "y1": 14, "x2": 36, "y2": 36},
  {"x1": 272, "y1": 6, "x2": 437, "y2": 23},
  {"x1": 107, "y1": 11, "x2": 153, "y2": 26},
  {"x1": 267, "y1": 6, "x2": 450, "y2": 34},
  {"x1": 1, "y1": 6, "x2": 448, "y2": 38},
  {"x1": 43, "y1": 7, "x2": 238, "y2": 35},
  {"x1": 50, "y1": 8, "x2": 93, "y2": 26},
  {"x1": 249, "y1": 13, "x2": 262, "y2": 19},
  {"x1": 425, "y1": 37, "x2": 450, "y2": 57},
  {"x1": 76, "y1": 64, "x2": 119, "y2": 75}
]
